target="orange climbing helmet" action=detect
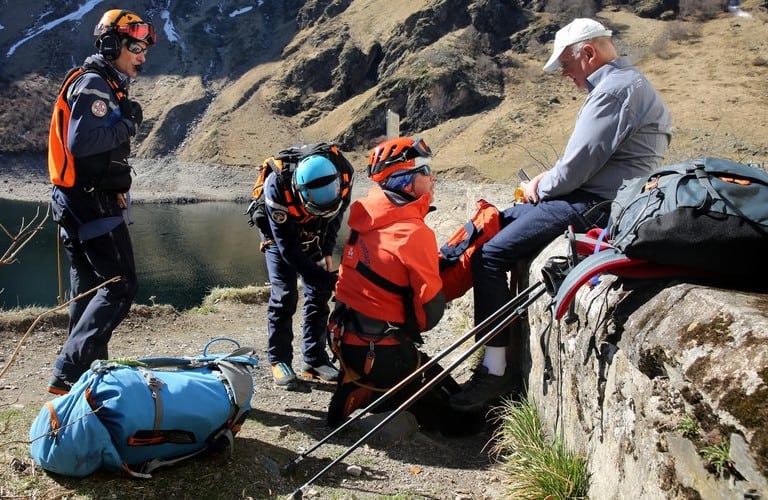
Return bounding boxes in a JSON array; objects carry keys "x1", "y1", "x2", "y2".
[
  {"x1": 94, "y1": 9, "x2": 157, "y2": 45},
  {"x1": 367, "y1": 137, "x2": 432, "y2": 183}
]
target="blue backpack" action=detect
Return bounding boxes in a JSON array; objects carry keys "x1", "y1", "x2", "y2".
[{"x1": 29, "y1": 339, "x2": 259, "y2": 478}]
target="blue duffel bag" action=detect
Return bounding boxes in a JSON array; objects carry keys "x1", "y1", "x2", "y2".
[{"x1": 29, "y1": 339, "x2": 258, "y2": 478}]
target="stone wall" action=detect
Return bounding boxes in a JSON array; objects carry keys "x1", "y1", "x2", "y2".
[{"x1": 525, "y1": 238, "x2": 768, "y2": 499}]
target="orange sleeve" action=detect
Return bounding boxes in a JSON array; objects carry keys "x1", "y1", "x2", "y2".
[{"x1": 397, "y1": 222, "x2": 442, "y2": 329}]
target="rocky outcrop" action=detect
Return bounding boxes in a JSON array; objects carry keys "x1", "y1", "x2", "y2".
[
  {"x1": 526, "y1": 239, "x2": 768, "y2": 499},
  {"x1": 0, "y1": 0, "x2": 743, "y2": 162}
]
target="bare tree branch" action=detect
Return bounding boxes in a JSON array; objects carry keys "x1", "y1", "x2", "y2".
[
  {"x1": 0, "y1": 204, "x2": 51, "y2": 266},
  {"x1": 0, "y1": 276, "x2": 121, "y2": 380}
]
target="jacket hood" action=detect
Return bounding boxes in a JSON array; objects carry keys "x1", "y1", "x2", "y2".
[{"x1": 347, "y1": 185, "x2": 431, "y2": 233}]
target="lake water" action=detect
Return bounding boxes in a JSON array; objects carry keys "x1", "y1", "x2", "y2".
[{"x1": 0, "y1": 199, "x2": 347, "y2": 310}]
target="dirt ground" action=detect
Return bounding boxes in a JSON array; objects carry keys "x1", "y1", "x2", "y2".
[
  {"x1": 1, "y1": 300, "x2": 511, "y2": 499},
  {"x1": 0, "y1": 161, "x2": 514, "y2": 499}
]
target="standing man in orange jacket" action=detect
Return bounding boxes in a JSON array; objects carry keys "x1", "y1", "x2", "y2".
[
  {"x1": 46, "y1": 9, "x2": 155, "y2": 394},
  {"x1": 327, "y1": 137, "x2": 482, "y2": 435}
]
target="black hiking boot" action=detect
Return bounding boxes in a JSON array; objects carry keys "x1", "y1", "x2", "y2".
[
  {"x1": 449, "y1": 365, "x2": 516, "y2": 412},
  {"x1": 46, "y1": 376, "x2": 72, "y2": 396},
  {"x1": 300, "y1": 360, "x2": 339, "y2": 383}
]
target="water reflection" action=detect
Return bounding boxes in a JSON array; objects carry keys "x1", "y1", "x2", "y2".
[{"x1": 0, "y1": 199, "x2": 348, "y2": 310}]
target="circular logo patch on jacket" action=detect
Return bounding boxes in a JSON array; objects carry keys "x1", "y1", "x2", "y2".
[
  {"x1": 270, "y1": 210, "x2": 288, "y2": 224},
  {"x1": 91, "y1": 99, "x2": 108, "y2": 118}
]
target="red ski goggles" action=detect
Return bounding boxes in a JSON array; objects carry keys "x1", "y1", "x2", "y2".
[{"x1": 116, "y1": 22, "x2": 157, "y2": 45}]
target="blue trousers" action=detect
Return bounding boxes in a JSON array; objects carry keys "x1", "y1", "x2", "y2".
[
  {"x1": 54, "y1": 222, "x2": 138, "y2": 383},
  {"x1": 471, "y1": 191, "x2": 608, "y2": 349},
  {"x1": 264, "y1": 245, "x2": 333, "y2": 366}
]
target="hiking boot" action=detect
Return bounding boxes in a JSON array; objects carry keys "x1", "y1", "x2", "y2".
[
  {"x1": 271, "y1": 362, "x2": 299, "y2": 391},
  {"x1": 46, "y1": 376, "x2": 72, "y2": 396},
  {"x1": 449, "y1": 365, "x2": 514, "y2": 412},
  {"x1": 300, "y1": 360, "x2": 339, "y2": 383}
]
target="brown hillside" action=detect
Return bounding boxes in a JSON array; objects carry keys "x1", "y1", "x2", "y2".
[
  {"x1": 139, "y1": 3, "x2": 768, "y2": 179},
  {"x1": 0, "y1": 1, "x2": 766, "y2": 180}
]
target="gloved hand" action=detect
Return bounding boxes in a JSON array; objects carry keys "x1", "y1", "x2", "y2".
[
  {"x1": 324, "y1": 269, "x2": 339, "y2": 290},
  {"x1": 121, "y1": 118, "x2": 136, "y2": 137},
  {"x1": 121, "y1": 99, "x2": 143, "y2": 129},
  {"x1": 127, "y1": 100, "x2": 143, "y2": 128}
]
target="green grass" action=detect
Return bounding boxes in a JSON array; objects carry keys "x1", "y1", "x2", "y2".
[
  {"x1": 491, "y1": 397, "x2": 590, "y2": 499},
  {"x1": 700, "y1": 441, "x2": 733, "y2": 477},
  {"x1": 200, "y1": 285, "x2": 271, "y2": 307},
  {"x1": 676, "y1": 414, "x2": 700, "y2": 439}
]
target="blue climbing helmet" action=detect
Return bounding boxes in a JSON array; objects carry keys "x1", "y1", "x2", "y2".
[{"x1": 293, "y1": 155, "x2": 342, "y2": 218}]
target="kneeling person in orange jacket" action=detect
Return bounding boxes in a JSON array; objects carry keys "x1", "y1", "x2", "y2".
[{"x1": 327, "y1": 137, "x2": 483, "y2": 436}]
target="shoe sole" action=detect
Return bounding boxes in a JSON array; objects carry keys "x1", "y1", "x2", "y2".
[
  {"x1": 299, "y1": 370, "x2": 337, "y2": 384},
  {"x1": 273, "y1": 379, "x2": 299, "y2": 391},
  {"x1": 46, "y1": 386, "x2": 70, "y2": 396}
]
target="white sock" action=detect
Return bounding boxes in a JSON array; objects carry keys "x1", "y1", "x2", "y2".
[{"x1": 483, "y1": 346, "x2": 507, "y2": 376}]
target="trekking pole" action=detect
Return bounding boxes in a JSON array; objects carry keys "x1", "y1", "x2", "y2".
[
  {"x1": 284, "y1": 281, "x2": 544, "y2": 473},
  {"x1": 289, "y1": 282, "x2": 547, "y2": 499}
]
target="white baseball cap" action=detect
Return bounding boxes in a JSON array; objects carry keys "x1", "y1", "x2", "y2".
[{"x1": 543, "y1": 18, "x2": 613, "y2": 72}]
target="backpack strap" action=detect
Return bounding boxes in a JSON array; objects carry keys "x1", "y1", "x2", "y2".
[
  {"x1": 692, "y1": 162, "x2": 768, "y2": 237},
  {"x1": 138, "y1": 349, "x2": 257, "y2": 477},
  {"x1": 214, "y1": 358, "x2": 255, "y2": 420},
  {"x1": 138, "y1": 446, "x2": 212, "y2": 477}
]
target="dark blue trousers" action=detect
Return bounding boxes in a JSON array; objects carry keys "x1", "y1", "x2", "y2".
[
  {"x1": 264, "y1": 245, "x2": 333, "y2": 366},
  {"x1": 471, "y1": 191, "x2": 608, "y2": 348},
  {"x1": 54, "y1": 222, "x2": 137, "y2": 383}
]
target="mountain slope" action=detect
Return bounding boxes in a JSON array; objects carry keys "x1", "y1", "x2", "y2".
[{"x1": 0, "y1": 0, "x2": 766, "y2": 183}]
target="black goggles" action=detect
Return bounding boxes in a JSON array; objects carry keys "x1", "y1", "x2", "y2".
[
  {"x1": 303, "y1": 198, "x2": 343, "y2": 219},
  {"x1": 389, "y1": 164, "x2": 432, "y2": 178},
  {"x1": 126, "y1": 41, "x2": 148, "y2": 54}
]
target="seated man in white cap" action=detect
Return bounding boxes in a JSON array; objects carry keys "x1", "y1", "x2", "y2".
[{"x1": 450, "y1": 18, "x2": 673, "y2": 412}]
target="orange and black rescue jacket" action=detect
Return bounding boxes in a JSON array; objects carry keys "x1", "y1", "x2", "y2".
[
  {"x1": 48, "y1": 65, "x2": 128, "y2": 188},
  {"x1": 335, "y1": 186, "x2": 442, "y2": 332}
]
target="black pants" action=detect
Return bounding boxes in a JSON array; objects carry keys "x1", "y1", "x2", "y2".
[
  {"x1": 328, "y1": 340, "x2": 483, "y2": 436},
  {"x1": 54, "y1": 222, "x2": 137, "y2": 383}
]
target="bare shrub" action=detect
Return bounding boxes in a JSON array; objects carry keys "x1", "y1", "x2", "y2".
[
  {"x1": 648, "y1": 20, "x2": 702, "y2": 60},
  {"x1": 680, "y1": 0, "x2": 728, "y2": 20},
  {"x1": 667, "y1": 20, "x2": 701, "y2": 42},
  {"x1": 1, "y1": 205, "x2": 50, "y2": 266},
  {"x1": 457, "y1": 26, "x2": 490, "y2": 57}
]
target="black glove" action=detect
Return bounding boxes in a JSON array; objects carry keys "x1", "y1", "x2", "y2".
[
  {"x1": 121, "y1": 118, "x2": 136, "y2": 137},
  {"x1": 121, "y1": 99, "x2": 143, "y2": 129},
  {"x1": 324, "y1": 269, "x2": 339, "y2": 290}
]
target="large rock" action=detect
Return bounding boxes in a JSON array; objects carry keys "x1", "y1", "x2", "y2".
[{"x1": 526, "y1": 238, "x2": 768, "y2": 499}]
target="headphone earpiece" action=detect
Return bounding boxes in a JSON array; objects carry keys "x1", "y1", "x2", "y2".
[{"x1": 96, "y1": 32, "x2": 122, "y2": 61}]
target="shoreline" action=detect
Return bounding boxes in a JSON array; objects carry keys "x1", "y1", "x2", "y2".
[{"x1": 0, "y1": 155, "x2": 258, "y2": 204}]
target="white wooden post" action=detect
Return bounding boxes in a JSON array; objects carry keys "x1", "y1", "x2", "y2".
[{"x1": 386, "y1": 109, "x2": 400, "y2": 139}]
